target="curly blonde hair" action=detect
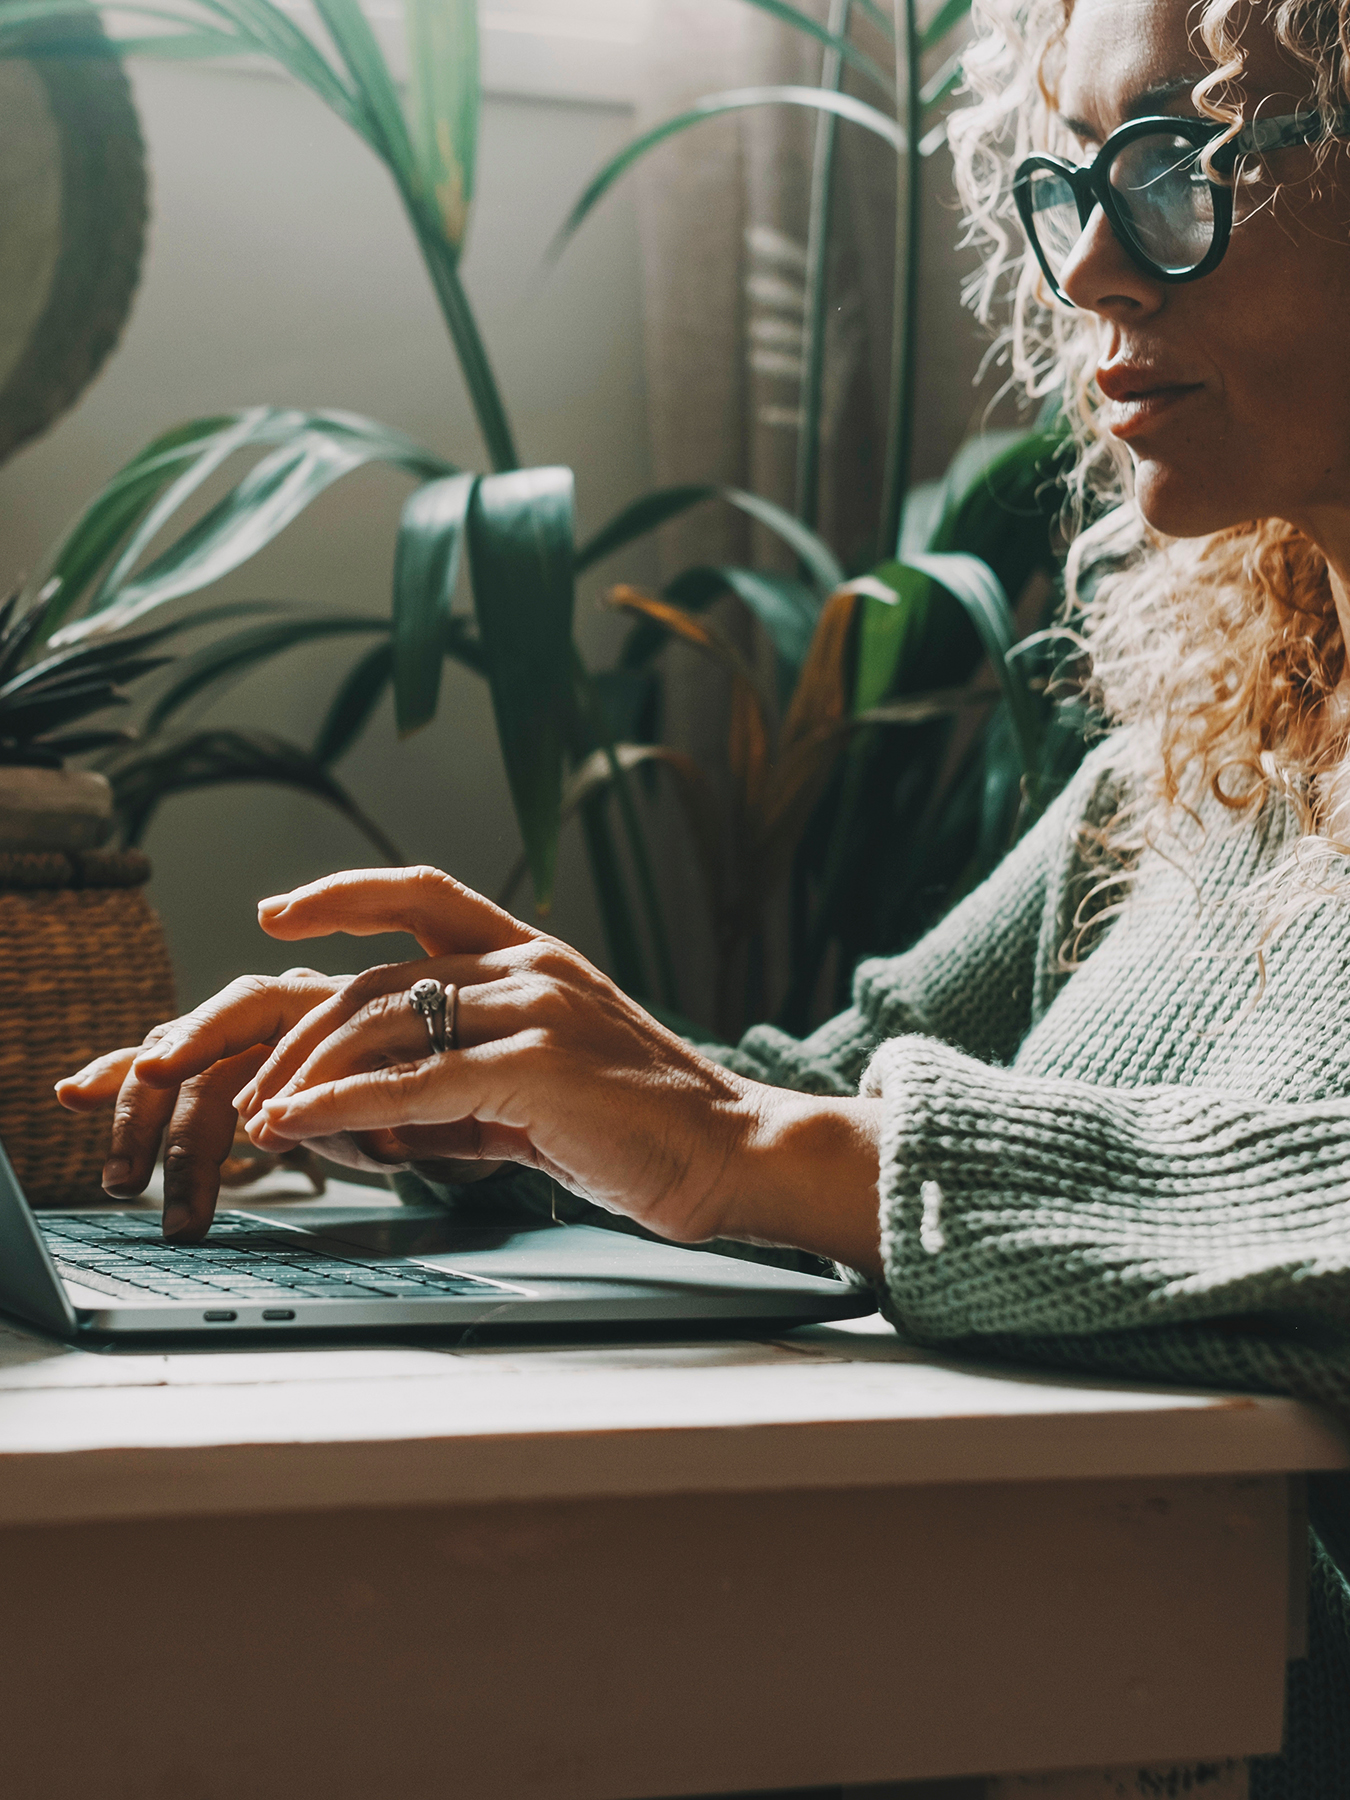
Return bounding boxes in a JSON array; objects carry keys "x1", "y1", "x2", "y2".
[{"x1": 948, "y1": 0, "x2": 1350, "y2": 865}]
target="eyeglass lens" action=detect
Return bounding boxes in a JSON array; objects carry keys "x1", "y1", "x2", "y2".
[{"x1": 1027, "y1": 131, "x2": 1216, "y2": 286}]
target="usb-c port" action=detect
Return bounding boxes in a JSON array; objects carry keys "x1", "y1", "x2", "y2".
[
  {"x1": 262, "y1": 1308, "x2": 296, "y2": 1321},
  {"x1": 203, "y1": 1310, "x2": 237, "y2": 1322}
]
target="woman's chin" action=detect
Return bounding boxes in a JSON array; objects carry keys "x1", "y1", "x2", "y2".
[{"x1": 1133, "y1": 461, "x2": 1247, "y2": 541}]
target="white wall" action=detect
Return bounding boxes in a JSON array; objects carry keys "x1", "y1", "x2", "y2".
[{"x1": 0, "y1": 47, "x2": 656, "y2": 1005}]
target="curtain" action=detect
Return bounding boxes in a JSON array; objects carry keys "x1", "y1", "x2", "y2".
[{"x1": 627, "y1": 0, "x2": 990, "y2": 1023}]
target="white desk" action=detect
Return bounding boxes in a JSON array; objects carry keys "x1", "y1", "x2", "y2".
[{"x1": 1, "y1": 1180, "x2": 1346, "y2": 1800}]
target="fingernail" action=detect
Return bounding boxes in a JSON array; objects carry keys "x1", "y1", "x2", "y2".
[
  {"x1": 162, "y1": 1201, "x2": 192, "y2": 1239},
  {"x1": 102, "y1": 1157, "x2": 131, "y2": 1188}
]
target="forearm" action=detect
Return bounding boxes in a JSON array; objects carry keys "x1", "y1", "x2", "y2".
[{"x1": 717, "y1": 1089, "x2": 884, "y2": 1281}]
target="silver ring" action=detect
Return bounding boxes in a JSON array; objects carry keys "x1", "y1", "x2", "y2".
[{"x1": 408, "y1": 977, "x2": 448, "y2": 1054}]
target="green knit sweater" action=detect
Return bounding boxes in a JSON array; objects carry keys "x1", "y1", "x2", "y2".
[{"x1": 408, "y1": 732, "x2": 1350, "y2": 1793}]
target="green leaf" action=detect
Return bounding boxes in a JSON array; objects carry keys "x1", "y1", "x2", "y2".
[
  {"x1": 392, "y1": 472, "x2": 476, "y2": 736},
  {"x1": 37, "y1": 728, "x2": 138, "y2": 755},
  {"x1": 3, "y1": 650, "x2": 171, "y2": 704},
  {"x1": 466, "y1": 468, "x2": 577, "y2": 911},
  {"x1": 897, "y1": 551, "x2": 1041, "y2": 774},
  {"x1": 577, "y1": 483, "x2": 845, "y2": 596},
  {"x1": 733, "y1": 0, "x2": 895, "y2": 97},
  {"x1": 666, "y1": 567, "x2": 820, "y2": 671},
  {"x1": 35, "y1": 415, "x2": 243, "y2": 629},
  {"x1": 404, "y1": 0, "x2": 478, "y2": 253},
  {"x1": 919, "y1": 0, "x2": 970, "y2": 52},
  {"x1": 552, "y1": 87, "x2": 905, "y2": 261},
  {"x1": 412, "y1": 227, "x2": 520, "y2": 473},
  {"x1": 60, "y1": 414, "x2": 451, "y2": 640},
  {"x1": 89, "y1": 408, "x2": 329, "y2": 613},
  {"x1": 206, "y1": 0, "x2": 361, "y2": 126},
  {"x1": 8, "y1": 27, "x2": 248, "y2": 58},
  {"x1": 308, "y1": 0, "x2": 415, "y2": 176},
  {"x1": 919, "y1": 50, "x2": 963, "y2": 110},
  {"x1": 313, "y1": 639, "x2": 393, "y2": 765},
  {"x1": 109, "y1": 728, "x2": 406, "y2": 863},
  {"x1": 0, "y1": 0, "x2": 198, "y2": 33},
  {"x1": 852, "y1": 425, "x2": 1067, "y2": 715},
  {"x1": 850, "y1": 561, "x2": 928, "y2": 713},
  {"x1": 0, "y1": 0, "x2": 361, "y2": 124},
  {"x1": 925, "y1": 424, "x2": 1068, "y2": 623},
  {"x1": 0, "y1": 679, "x2": 131, "y2": 741},
  {"x1": 850, "y1": 0, "x2": 894, "y2": 37},
  {"x1": 143, "y1": 614, "x2": 389, "y2": 734}
]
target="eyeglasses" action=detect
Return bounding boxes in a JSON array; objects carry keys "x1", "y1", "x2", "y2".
[{"x1": 1014, "y1": 110, "x2": 1350, "y2": 305}]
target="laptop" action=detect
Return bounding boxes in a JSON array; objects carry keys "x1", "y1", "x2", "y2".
[{"x1": 0, "y1": 1138, "x2": 875, "y2": 1341}]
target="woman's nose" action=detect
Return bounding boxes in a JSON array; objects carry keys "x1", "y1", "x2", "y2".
[{"x1": 1058, "y1": 203, "x2": 1165, "y2": 319}]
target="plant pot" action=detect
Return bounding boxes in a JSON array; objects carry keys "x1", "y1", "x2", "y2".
[{"x1": 0, "y1": 768, "x2": 176, "y2": 1207}]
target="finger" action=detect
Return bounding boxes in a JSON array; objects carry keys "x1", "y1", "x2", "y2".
[
  {"x1": 278, "y1": 990, "x2": 438, "y2": 1096},
  {"x1": 131, "y1": 971, "x2": 339, "y2": 1089},
  {"x1": 56, "y1": 1046, "x2": 138, "y2": 1114},
  {"x1": 102, "y1": 1025, "x2": 186, "y2": 1197},
  {"x1": 161, "y1": 1045, "x2": 270, "y2": 1241},
  {"x1": 257, "y1": 866, "x2": 534, "y2": 959},
  {"x1": 250, "y1": 1040, "x2": 513, "y2": 1147},
  {"x1": 237, "y1": 953, "x2": 501, "y2": 1117}
]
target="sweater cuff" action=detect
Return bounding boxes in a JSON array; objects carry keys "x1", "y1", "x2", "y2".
[{"x1": 861, "y1": 1031, "x2": 1350, "y2": 1345}]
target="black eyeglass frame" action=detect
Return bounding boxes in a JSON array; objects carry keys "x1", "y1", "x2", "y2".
[{"x1": 1013, "y1": 110, "x2": 1350, "y2": 305}]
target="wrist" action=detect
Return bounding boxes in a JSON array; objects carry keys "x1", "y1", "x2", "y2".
[{"x1": 713, "y1": 1085, "x2": 884, "y2": 1281}]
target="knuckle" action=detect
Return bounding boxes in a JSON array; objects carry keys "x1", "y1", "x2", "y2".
[
  {"x1": 524, "y1": 939, "x2": 576, "y2": 982},
  {"x1": 394, "y1": 1053, "x2": 436, "y2": 1094},
  {"x1": 367, "y1": 989, "x2": 408, "y2": 1022},
  {"x1": 161, "y1": 1141, "x2": 198, "y2": 1176},
  {"x1": 408, "y1": 864, "x2": 454, "y2": 899},
  {"x1": 513, "y1": 1026, "x2": 552, "y2": 1059},
  {"x1": 342, "y1": 964, "x2": 396, "y2": 1007},
  {"x1": 221, "y1": 973, "x2": 275, "y2": 1006}
]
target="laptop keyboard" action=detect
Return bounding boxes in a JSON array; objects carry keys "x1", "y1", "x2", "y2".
[{"x1": 40, "y1": 1212, "x2": 511, "y2": 1305}]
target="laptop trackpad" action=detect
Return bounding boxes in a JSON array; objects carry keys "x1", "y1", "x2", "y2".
[{"x1": 275, "y1": 1212, "x2": 794, "y2": 1293}]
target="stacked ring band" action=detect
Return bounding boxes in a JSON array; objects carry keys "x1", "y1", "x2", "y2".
[{"x1": 408, "y1": 977, "x2": 459, "y2": 1054}]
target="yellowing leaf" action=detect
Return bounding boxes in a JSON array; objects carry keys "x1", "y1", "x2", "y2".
[
  {"x1": 405, "y1": 0, "x2": 479, "y2": 252},
  {"x1": 779, "y1": 586, "x2": 858, "y2": 754}
]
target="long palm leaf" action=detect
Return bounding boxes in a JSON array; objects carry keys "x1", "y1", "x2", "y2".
[
  {"x1": 109, "y1": 728, "x2": 406, "y2": 863},
  {"x1": 392, "y1": 472, "x2": 476, "y2": 735},
  {"x1": 577, "y1": 483, "x2": 844, "y2": 596},
  {"x1": 404, "y1": 0, "x2": 478, "y2": 253},
  {"x1": 143, "y1": 614, "x2": 391, "y2": 734},
  {"x1": 313, "y1": 640, "x2": 393, "y2": 765},
  {"x1": 466, "y1": 468, "x2": 577, "y2": 910},
  {"x1": 734, "y1": 0, "x2": 894, "y2": 97},
  {"x1": 551, "y1": 87, "x2": 907, "y2": 263},
  {"x1": 55, "y1": 414, "x2": 452, "y2": 641}
]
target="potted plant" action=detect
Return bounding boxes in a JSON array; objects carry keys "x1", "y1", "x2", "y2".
[
  {"x1": 2, "y1": 0, "x2": 1085, "y2": 1041},
  {"x1": 0, "y1": 588, "x2": 179, "y2": 1205}
]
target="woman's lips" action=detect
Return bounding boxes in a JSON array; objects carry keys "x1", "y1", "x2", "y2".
[{"x1": 1102, "y1": 383, "x2": 1204, "y2": 440}]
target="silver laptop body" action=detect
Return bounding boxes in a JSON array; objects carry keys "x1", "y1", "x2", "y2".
[{"x1": 0, "y1": 1139, "x2": 874, "y2": 1340}]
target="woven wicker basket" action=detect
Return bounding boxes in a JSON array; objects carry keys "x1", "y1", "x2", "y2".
[{"x1": 0, "y1": 848, "x2": 176, "y2": 1207}]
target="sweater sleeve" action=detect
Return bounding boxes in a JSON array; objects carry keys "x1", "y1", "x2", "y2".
[
  {"x1": 866, "y1": 1034, "x2": 1350, "y2": 1357},
  {"x1": 714, "y1": 732, "x2": 1129, "y2": 1095}
]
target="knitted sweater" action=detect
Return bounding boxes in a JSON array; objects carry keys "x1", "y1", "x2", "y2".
[
  {"x1": 718, "y1": 730, "x2": 1350, "y2": 1797},
  {"x1": 407, "y1": 732, "x2": 1350, "y2": 1792}
]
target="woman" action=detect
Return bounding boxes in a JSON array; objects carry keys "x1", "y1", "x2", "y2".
[{"x1": 58, "y1": 0, "x2": 1350, "y2": 1788}]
